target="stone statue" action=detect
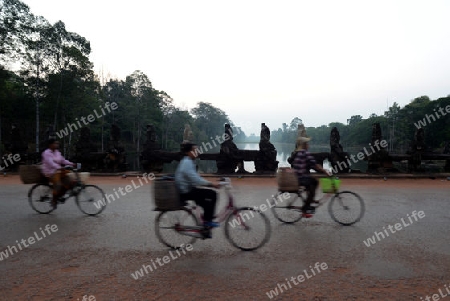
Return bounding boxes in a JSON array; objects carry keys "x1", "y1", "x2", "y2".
[
  {"x1": 225, "y1": 123, "x2": 233, "y2": 141},
  {"x1": 367, "y1": 122, "x2": 392, "y2": 172},
  {"x1": 44, "y1": 124, "x2": 56, "y2": 140},
  {"x1": 330, "y1": 127, "x2": 344, "y2": 155},
  {"x1": 9, "y1": 123, "x2": 27, "y2": 154},
  {"x1": 371, "y1": 123, "x2": 382, "y2": 146},
  {"x1": 183, "y1": 124, "x2": 194, "y2": 143},
  {"x1": 444, "y1": 141, "x2": 450, "y2": 154},
  {"x1": 106, "y1": 123, "x2": 126, "y2": 171},
  {"x1": 73, "y1": 127, "x2": 98, "y2": 170},
  {"x1": 295, "y1": 124, "x2": 308, "y2": 150},
  {"x1": 256, "y1": 123, "x2": 278, "y2": 173},
  {"x1": 260, "y1": 123, "x2": 270, "y2": 142},
  {"x1": 297, "y1": 124, "x2": 307, "y2": 139},
  {"x1": 77, "y1": 127, "x2": 96, "y2": 151},
  {"x1": 110, "y1": 123, "x2": 121, "y2": 144},
  {"x1": 217, "y1": 123, "x2": 247, "y2": 174},
  {"x1": 328, "y1": 126, "x2": 350, "y2": 173},
  {"x1": 406, "y1": 128, "x2": 425, "y2": 172},
  {"x1": 146, "y1": 124, "x2": 157, "y2": 143},
  {"x1": 414, "y1": 128, "x2": 425, "y2": 151}
]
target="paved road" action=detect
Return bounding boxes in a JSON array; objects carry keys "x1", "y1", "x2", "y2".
[{"x1": 0, "y1": 176, "x2": 449, "y2": 300}]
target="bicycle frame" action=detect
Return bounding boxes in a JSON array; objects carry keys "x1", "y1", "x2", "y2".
[
  {"x1": 157, "y1": 177, "x2": 271, "y2": 250},
  {"x1": 282, "y1": 177, "x2": 339, "y2": 209},
  {"x1": 172, "y1": 177, "x2": 253, "y2": 237},
  {"x1": 186, "y1": 177, "x2": 236, "y2": 224},
  {"x1": 57, "y1": 168, "x2": 84, "y2": 201},
  {"x1": 273, "y1": 176, "x2": 365, "y2": 225}
]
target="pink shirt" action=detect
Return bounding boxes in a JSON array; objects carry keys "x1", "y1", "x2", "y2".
[{"x1": 41, "y1": 149, "x2": 73, "y2": 177}]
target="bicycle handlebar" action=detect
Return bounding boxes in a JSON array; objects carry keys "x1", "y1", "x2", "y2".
[{"x1": 218, "y1": 177, "x2": 231, "y2": 187}]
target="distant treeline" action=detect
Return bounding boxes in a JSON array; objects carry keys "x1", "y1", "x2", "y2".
[{"x1": 246, "y1": 96, "x2": 450, "y2": 153}]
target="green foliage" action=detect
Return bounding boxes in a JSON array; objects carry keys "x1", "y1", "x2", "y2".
[
  {"x1": 190, "y1": 102, "x2": 231, "y2": 141},
  {"x1": 0, "y1": 0, "x2": 236, "y2": 157},
  {"x1": 265, "y1": 97, "x2": 450, "y2": 152}
]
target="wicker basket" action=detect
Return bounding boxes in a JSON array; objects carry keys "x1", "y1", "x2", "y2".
[
  {"x1": 153, "y1": 179, "x2": 182, "y2": 210},
  {"x1": 67, "y1": 172, "x2": 90, "y2": 183},
  {"x1": 19, "y1": 165, "x2": 43, "y2": 184},
  {"x1": 277, "y1": 167, "x2": 299, "y2": 192}
]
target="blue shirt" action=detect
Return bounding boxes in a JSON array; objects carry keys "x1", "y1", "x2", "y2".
[{"x1": 175, "y1": 157, "x2": 210, "y2": 194}]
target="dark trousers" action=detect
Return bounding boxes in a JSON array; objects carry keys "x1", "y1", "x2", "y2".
[
  {"x1": 180, "y1": 187, "x2": 217, "y2": 222},
  {"x1": 298, "y1": 176, "x2": 318, "y2": 207}
]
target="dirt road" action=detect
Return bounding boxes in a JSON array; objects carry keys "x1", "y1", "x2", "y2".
[{"x1": 0, "y1": 175, "x2": 449, "y2": 300}]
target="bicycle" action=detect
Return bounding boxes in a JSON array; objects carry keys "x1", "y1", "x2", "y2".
[
  {"x1": 154, "y1": 177, "x2": 271, "y2": 251},
  {"x1": 28, "y1": 167, "x2": 107, "y2": 216},
  {"x1": 272, "y1": 176, "x2": 365, "y2": 226}
]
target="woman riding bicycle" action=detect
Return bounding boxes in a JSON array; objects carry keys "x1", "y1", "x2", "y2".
[
  {"x1": 41, "y1": 138, "x2": 77, "y2": 209},
  {"x1": 292, "y1": 136, "x2": 331, "y2": 218}
]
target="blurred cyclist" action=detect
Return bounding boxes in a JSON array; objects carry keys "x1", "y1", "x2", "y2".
[{"x1": 292, "y1": 136, "x2": 331, "y2": 218}]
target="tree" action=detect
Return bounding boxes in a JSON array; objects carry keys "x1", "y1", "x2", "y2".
[
  {"x1": 347, "y1": 115, "x2": 363, "y2": 126},
  {"x1": 384, "y1": 102, "x2": 401, "y2": 151},
  {"x1": 190, "y1": 102, "x2": 231, "y2": 141},
  {"x1": 289, "y1": 117, "x2": 303, "y2": 131},
  {"x1": 123, "y1": 70, "x2": 161, "y2": 153},
  {"x1": 410, "y1": 95, "x2": 430, "y2": 106},
  {"x1": 18, "y1": 15, "x2": 54, "y2": 151},
  {"x1": 0, "y1": 0, "x2": 34, "y2": 66}
]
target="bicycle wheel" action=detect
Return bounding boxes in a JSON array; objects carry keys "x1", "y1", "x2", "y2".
[
  {"x1": 75, "y1": 185, "x2": 107, "y2": 216},
  {"x1": 225, "y1": 207, "x2": 271, "y2": 251},
  {"x1": 328, "y1": 191, "x2": 365, "y2": 226},
  {"x1": 155, "y1": 208, "x2": 198, "y2": 249},
  {"x1": 28, "y1": 184, "x2": 54, "y2": 214},
  {"x1": 271, "y1": 191, "x2": 304, "y2": 224}
]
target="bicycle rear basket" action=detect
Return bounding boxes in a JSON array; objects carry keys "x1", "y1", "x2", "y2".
[
  {"x1": 19, "y1": 165, "x2": 43, "y2": 184},
  {"x1": 319, "y1": 177, "x2": 341, "y2": 193},
  {"x1": 153, "y1": 178, "x2": 182, "y2": 210},
  {"x1": 276, "y1": 167, "x2": 299, "y2": 192}
]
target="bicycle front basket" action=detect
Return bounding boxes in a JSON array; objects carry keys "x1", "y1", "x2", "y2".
[
  {"x1": 153, "y1": 178, "x2": 182, "y2": 210},
  {"x1": 319, "y1": 178, "x2": 341, "y2": 193}
]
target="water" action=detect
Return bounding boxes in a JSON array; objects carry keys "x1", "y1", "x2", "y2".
[
  {"x1": 236, "y1": 142, "x2": 333, "y2": 172},
  {"x1": 129, "y1": 143, "x2": 368, "y2": 173}
]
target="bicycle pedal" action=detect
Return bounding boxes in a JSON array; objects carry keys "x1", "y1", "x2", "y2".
[
  {"x1": 179, "y1": 230, "x2": 204, "y2": 238},
  {"x1": 201, "y1": 230, "x2": 212, "y2": 239}
]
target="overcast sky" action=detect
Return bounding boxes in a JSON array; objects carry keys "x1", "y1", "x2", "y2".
[{"x1": 22, "y1": 0, "x2": 450, "y2": 135}]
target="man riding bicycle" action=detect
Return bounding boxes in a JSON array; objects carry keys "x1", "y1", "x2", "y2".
[
  {"x1": 175, "y1": 142, "x2": 220, "y2": 238},
  {"x1": 41, "y1": 139, "x2": 77, "y2": 209},
  {"x1": 292, "y1": 136, "x2": 331, "y2": 218}
]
